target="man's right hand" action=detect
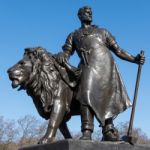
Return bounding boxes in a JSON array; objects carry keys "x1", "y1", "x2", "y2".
[{"x1": 55, "y1": 52, "x2": 68, "y2": 64}]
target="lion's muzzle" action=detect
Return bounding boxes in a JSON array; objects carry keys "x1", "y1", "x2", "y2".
[{"x1": 7, "y1": 67, "x2": 23, "y2": 88}]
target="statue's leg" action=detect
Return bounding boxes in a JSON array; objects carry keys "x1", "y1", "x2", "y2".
[
  {"x1": 38, "y1": 99, "x2": 66, "y2": 144},
  {"x1": 102, "y1": 118, "x2": 119, "y2": 141},
  {"x1": 80, "y1": 105, "x2": 94, "y2": 140},
  {"x1": 59, "y1": 121, "x2": 72, "y2": 139}
]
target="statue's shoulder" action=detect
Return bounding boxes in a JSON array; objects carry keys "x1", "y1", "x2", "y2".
[
  {"x1": 71, "y1": 27, "x2": 83, "y2": 39},
  {"x1": 65, "y1": 27, "x2": 82, "y2": 38},
  {"x1": 94, "y1": 27, "x2": 112, "y2": 38},
  {"x1": 65, "y1": 27, "x2": 81, "y2": 36},
  {"x1": 74, "y1": 27, "x2": 82, "y2": 34},
  {"x1": 65, "y1": 31, "x2": 75, "y2": 40},
  {"x1": 94, "y1": 26, "x2": 107, "y2": 33}
]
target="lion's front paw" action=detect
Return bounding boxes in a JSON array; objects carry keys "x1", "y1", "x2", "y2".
[{"x1": 38, "y1": 136, "x2": 55, "y2": 144}]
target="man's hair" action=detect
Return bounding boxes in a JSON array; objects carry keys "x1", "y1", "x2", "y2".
[{"x1": 77, "y1": 6, "x2": 92, "y2": 18}]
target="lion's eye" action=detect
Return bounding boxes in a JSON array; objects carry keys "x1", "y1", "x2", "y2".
[{"x1": 20, "y1": 61, "x2": 26, "y2": 65}]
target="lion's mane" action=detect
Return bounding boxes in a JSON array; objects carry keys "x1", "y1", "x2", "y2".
[{"x1": 24, "y1": 47, "x2": 60, "y2": 117}]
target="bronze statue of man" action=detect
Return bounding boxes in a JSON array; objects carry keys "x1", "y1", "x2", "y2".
[{"x1": 57, "y1": 6, "x2": 144, "y2": 141}]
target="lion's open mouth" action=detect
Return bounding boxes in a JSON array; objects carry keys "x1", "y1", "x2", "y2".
[
  {"x1": 10, "y1": 77, "x2": 19, "y2": 88},
  {"x1": 8, "y1": 75, "x2": 20, "y2": 89},
  {"x1": 9, "y1": 75, "x2": 25, "y2": 91},
  {"x1": 12, "y1": 79, "x2": 20, "y2": 88}
]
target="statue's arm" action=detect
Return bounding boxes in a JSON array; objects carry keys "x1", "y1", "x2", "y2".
[
  {"x1": 57, "y1": 32, "x2": 75, "y2": 64},
  {"x1": 105, "y1": 30, "x2": 144, "y2": 64},
  {"x1": 62, "y1": 32, "x2": 75, "y2": 59},
  {"x1": 110, "y1": 40, "x2": 145, "y2": 64},
  {"x1": 110, "y1": 41, "x2": 136, "y2": 63}
]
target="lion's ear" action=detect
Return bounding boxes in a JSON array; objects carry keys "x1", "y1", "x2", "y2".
[
  {"x1": 24, "y1": 48, "x2": 31, "y2": 55},
  {"x1": 25, "y1": 48, "x2": 30, "y2": 52}
]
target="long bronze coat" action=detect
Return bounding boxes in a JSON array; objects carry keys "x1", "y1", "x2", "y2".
[{"x1": 62, "y1": 25, "x2": 131, "y2": 125}]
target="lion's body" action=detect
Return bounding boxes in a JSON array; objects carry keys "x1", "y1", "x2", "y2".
[{"x1": 8, "y1": 47, "x2": 80, "y2": 143}]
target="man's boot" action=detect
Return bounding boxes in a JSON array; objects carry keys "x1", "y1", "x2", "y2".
[
  {"x1": 102, "y1": 118, "x2": 119, "y2": 141},
  {"x1": 80, "y1": 105, "x2": 94, "y2": 140},
  {"x1": 80, "y1": 129, "x2": 92, "y2": 140}
]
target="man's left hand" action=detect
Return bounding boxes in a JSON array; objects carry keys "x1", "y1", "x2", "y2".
[{"x1": 135, "y1": 53, "x2": 145, "y2": 65}]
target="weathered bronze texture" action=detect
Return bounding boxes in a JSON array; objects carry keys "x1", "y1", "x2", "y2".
[
  {"x1": 57, "y1": 6, "x2": 145, "y2": 141},
  {"x1": 7, "y1": 47, "x2": 80, "y2": 144},
  {"x1": 8, "y1": 6, "x2": 145, "y2": 144}
]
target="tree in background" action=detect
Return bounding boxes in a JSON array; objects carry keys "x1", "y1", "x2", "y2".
[
  {"x1": 117, "y1": 122, "x2": 150, "y2": 144},
  {"x1": 0, "y1": 115, "x2": 149, "y2": 150},
  {"x1": 0, "y1": 116, "x2": 18, "y2": 150}
]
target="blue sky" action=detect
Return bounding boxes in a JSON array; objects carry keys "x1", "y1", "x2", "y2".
[{"x1": 0, "y1": 0, "x2": 150, "y2": 137}]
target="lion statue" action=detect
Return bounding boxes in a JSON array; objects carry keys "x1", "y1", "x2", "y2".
[{"x1": 7, "y1": 47, "x2": 80, "y2": 144}]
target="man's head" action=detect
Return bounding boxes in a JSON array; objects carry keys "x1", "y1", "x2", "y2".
[{"x1": 78, "y1": 6, "x2": 92, "y2": 23}]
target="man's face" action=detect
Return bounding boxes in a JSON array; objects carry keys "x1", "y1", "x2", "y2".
[{"x1": 79, "y1": 8, "x2": 92, "y2": 23}]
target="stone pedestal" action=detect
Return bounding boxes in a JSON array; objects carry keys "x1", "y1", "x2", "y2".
[{"x1": 19, "y1": 139, "x2": 150, "y2": 150}]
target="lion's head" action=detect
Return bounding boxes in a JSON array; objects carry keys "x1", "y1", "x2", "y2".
[
  {"x1": 8, "y1": 47, "x2": 60, "y2": 117},
  {"x1": 8, "y1": 50, "x2": 32, "y2": 89}
]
